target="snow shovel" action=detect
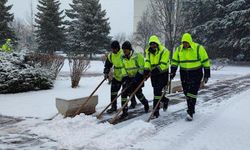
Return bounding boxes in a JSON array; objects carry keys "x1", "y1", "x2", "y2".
[
  {"x1": 73, "y1": 77, "x2": 106, "y2": 117},
  {"x1": 96, "y1": 82, "x2": 131, "y2": 119},
  {"x1": 146, "y1": 80, "x2": 170, "y2": 122},
  {"x1": 109, "y1": 76, "x2": 148, "y2": 124}
]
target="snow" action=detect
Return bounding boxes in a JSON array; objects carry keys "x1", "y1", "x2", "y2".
[
  {"x1": 1, "y1": 61, "x2": 250, "y2": 119},
  {"x1": 31, "y1": 115, "x2": 155, "y2": 149},
  {"x1": 1, "y1": 61, "x2": 250, "y2": 149},
  {"x1": 133, "y1": 88, "x2": 250, "y2": 150}
]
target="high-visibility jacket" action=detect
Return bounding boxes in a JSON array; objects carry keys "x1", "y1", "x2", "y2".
[
  {"x1": 103, "y1": 49, "x2": 124, "y2": 81},
  {"x1": 171, "y1": 33, "x2": 210, "y2": 75},
  {"x1": 144, "y1": 35, "x2": 170, "y2": 73},
  {"x1": 121, "y1": 50, "x2": 144, "y2": 78}
]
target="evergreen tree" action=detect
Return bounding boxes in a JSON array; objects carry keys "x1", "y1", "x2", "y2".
[
  {"x1": 183, "y1": 0, "x2": 250, "y2": 60},
  {"x1": 65, "y1": 0, "x2": 111, "y2": 57},
  {"x1": 0, "y1": 0, "x2": 16, "y2": 46},
  {"x1": 35, "y1": 0, "x2": 66, "y2": 54}
]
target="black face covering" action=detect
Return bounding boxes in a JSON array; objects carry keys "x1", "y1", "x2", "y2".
[{"x1": 148, "y1": 47, "x2": 156, "y2": 54}]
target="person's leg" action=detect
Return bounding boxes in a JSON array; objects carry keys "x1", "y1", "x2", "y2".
[
  {"x1": 120, "y1": 85, "x2": 129, "y2": 118},
  {"x1": 135, "y1": 87, "x2": 149, "y2": 113},
  {"x1": 107, "y1": 79, "x2": 121, "y2": 113},
  {"x1": 186, "y1": 81, "x2": 200, "y2": 120},
  {"x1": 153, "y1": 87, "x2": 162, "y2": 117}
]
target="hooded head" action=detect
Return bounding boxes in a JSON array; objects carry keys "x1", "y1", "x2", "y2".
[
  {"x1": 181, "y1": 33, "x2": 193, "y2": 49},
  {"x1": 148, "y1": 35, "x2": 162, "y2": 53},
  {"x1": 148, "y1": 35, "x2": 161, "y2": 46}
]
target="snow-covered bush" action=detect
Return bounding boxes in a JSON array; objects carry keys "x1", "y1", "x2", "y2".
[
  {"x1": 26, "y1": 53, "x2": 65, "y2": 80},
  {"x1": 0, "y1": 52, "x2": 53, "y2": 93},
  {"x1": 69, "y1": 56, "x2": 90, "y2": 88}
]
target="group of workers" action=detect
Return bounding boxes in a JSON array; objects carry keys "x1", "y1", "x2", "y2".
[{"x1": 103, "y1": 33, "x2": 211, "y2": 121}]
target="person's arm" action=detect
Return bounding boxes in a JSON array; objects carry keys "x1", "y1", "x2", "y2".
[
  {"x1": 103, "y1": 54, "x2": 113, "y2": 78},
  {"x1": 170, "y1": 47, "x2": 180, "y2": 79},
  {"x1": 200, "y1": 46, "x2": 211, "y2": 79}
]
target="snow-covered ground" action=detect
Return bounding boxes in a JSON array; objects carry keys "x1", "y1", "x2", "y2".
[
  {"x1": 1, "y1": 61, "x2": 250, "y2": 119},
  {"x1": 1, "y1": 61, "x2": 250, "y2": 149}
]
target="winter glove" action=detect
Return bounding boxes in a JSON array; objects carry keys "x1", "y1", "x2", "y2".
[
  {"x1": 170, "y1": 73, "x2": 176, "y2": 80},
  {"x1": 203, "y1": 77, "x2": 209, "y2": 84},
  {"x1": 104, "y1": 73, "x2": 109, "y2": 79},
  {"x1": 151, "y1": 67, "x2": 160, "y2": 76}
]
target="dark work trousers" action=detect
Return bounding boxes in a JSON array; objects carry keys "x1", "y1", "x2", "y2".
[
  {"x1": 181, "y1": 80, "x2": 200, "y2": 115},
  {"x1": 110, "y1": 78, "x2": 122, "y2": 110},
  {"x1": 151, "y1": 72, "x2": 169, "y2": 112},
  {"x1": 153, "y1": 87, "x2": 169, "y2": 110},
  {"x1": 180, "y1": 68, "x2": 203, "y2": 116},
  {"x1": 121, "y1": 81, "x2": 147, "y2": 114}
]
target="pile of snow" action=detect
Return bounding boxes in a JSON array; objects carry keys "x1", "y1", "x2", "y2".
[
  {"x1": 31, "y1": 114, "x2": 155, "y2": 149},
  {"x1": 0, "y1": 52, "x2": 53, "y2": 93}
]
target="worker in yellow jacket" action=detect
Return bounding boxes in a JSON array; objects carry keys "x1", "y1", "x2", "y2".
[
  {"x1": 144, "y1": 35, "x2": 170, "y2": 118},
  {"x1": 120, "y1": 41, "x2": 149, "y2": 118},
  {"x1": 170, "y1": 33, "x2": 211, "y2": 121},
  {"x1": 103, "y1": 41, "x2": 136, "y2": 114}
]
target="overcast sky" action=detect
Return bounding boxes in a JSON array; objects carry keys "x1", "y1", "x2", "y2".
[{"x1": 7, "y1": 0, "x2": 134, "y2": 36}]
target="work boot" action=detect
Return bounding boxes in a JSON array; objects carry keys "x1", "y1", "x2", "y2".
[
  {"x1": 151, "y1": 110, "x2": 159, "y2": 119},
  {"x1": 186, "y1": 112, "x2": 193, "y2": 121},
  {"x1": 106, "y1": 107, "x2": 117, "y2": 114},
  {"x1": 120, "y1": 107, "x2": 128, "y2": 119}
]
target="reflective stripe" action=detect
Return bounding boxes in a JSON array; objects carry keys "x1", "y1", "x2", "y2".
[
  {"x1": 179, "y1": 59, "x2": 200, "y2": 63},
  {"x1": 114, "y1": 66, "x2": 123, "y2": 69},
  {"x1": 197, "y1": 45, "x2": 200, "y2": 60},
  {"x1": 152, "y1": 64, "x2": 158, "y2": 67},
  {"x1": 126, "y1": 67, "x2": 139, "y2": 70},
  {"x1": 187, "y1": 93, "x2": 197, "y2": 99},
  {"x1": 160, "y1": 62, "x2": 167, "y2": 65},
  {"x1": 154, "y1": 96, "x2": 161, "y2": 100},
  {"x1": 122, "y1": 98, "x2": 127, "y2": 102},
  {"x1": 111, "y1": 92, "x2": 118, "y2": 95},
  {"x1": 139, "y1": 96, "x2": 145, "y2": 101},
  {"x1": 172, "y1": 59, "x2": 179, "y2": 63},
  {"x1": 201, "y1": 58, "x2": 209, "y2": 63},
  {"x1": 180, "y1": 66, "x2": 202, "y2": 70}
]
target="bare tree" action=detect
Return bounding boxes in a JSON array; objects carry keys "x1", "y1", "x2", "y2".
[
  {"x1": 150, "y1": 0, "x2": 183, "y2": 56},
  {"x1": 113, "y1": 33, "x2": 126, "y2": 44},
  {"x1": 134, "y1": 8, "x2": 160, "y2": 53},
  {"x1": 69, "y1": 56, "x2": 90, "y2": 88},
  {"x1": 11, "y1": 19, "x2": 33, "y2": 51}
]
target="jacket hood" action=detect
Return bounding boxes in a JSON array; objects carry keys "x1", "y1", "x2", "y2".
[
  {"x1": 148, "y1": 35, "x2": 161, "y2": 46},
  {"x1": 181, "y1": 33, "x2": 193, "y2": 45}
]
